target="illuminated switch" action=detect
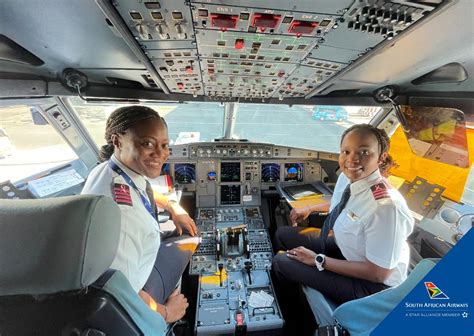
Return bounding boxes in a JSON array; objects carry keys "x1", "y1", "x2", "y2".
[
  {"x1": 288, "y1": 20, "x2": 319, "y2": 36},
  {"x1": 252, "y1": 13, "x2": 281, "y2": 32},
  {"x1": 186, "y1": 66, "x2": 193, "y2": 74},
  {"x1": 235, "y1": 39, "x2": 244, "y2": 49},
  {"x1": 210, "y1": 13, "x2": 238, "y2": 31},
  {"x1": 177, "y1": 83, "x2": 184, "y2": 89}
]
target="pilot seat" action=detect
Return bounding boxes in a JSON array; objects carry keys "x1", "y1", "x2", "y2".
[{"x1": 0, "y1": 195, "x2": 167, "y2": 336}]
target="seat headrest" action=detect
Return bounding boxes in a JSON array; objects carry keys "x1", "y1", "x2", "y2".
[{"x1": 0, "y1": 195, "x2": 121, "y2": 296}]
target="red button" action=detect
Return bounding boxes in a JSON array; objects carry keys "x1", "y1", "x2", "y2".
[
  {"x1": 236, "y1": 313, "x2": 244, "y2": 326},
  {"x1": 235, "y1": 39, "x2": 244, "y2": 49}
]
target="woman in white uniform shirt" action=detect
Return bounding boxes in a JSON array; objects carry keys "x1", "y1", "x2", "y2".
[
  {"x1": 272, "y1": 124, "x2": 414, "y2": 308},
  {"x1": 82, "y1": 106, "x2": 198, "y2": 323}
]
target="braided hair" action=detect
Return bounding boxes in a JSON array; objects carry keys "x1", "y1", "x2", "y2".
[
  {"x1": 340, "y1": 124, "x2": 398, "y2": 176},
  {"x1": 99, "y1": 105, "x2": 166, "y2": 162}
]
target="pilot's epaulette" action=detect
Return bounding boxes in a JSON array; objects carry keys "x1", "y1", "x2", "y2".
[
  {"x1": 113, "y1": 183, "x2": 133, "y2": 206},
  {"x1": 370, "y1": 182, "x2": 390, "y2": 201}
]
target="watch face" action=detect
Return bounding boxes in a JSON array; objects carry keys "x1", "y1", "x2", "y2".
[{"x1": 316, "y1": 255, "x2": 324, "y2": 263}]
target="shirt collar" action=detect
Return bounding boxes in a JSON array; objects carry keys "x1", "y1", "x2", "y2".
[
  {"x1": 348, "y1": 169, "x2": 383, "y2": 195},
  {"x1": 110, "y1": 154, "x2": 148, "y2": 191}
]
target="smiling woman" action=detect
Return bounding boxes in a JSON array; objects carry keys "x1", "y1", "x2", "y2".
[
  {"x1": 273, "y1": 124, "x2": 414, "y2": 320},
  {"x1": 99, "y1": 106, "x2": 170, "y2": 178},
  {"x1": 81, "y1": 105, "x2": 199, "y2": 325}
]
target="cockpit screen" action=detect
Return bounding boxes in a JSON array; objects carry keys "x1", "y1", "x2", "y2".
[
  {"x1": 221, "y1": 185, "x2": 241, "y2": 205},
  {"x1": 174, "y1": 163, "x2": 196, "y2": 184},
  {"x1": 221, "y1": 162, "x2": 241, "y2": 182},
  {"x1": 261, "y1": 163, "x2": 280, "y2": 183},
  {"x1": 284, "y1": 163, "x2": 304, "y2": 182}
]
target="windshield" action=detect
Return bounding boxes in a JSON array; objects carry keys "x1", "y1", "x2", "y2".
[
  {"x1": 69, "y1": 98, "x2": 379, "y2": 153},
  {"x1": 233, "y1": 104, "x2": 378, "y2": 152},
  {"x1": 0, "y1": 105, "x2": 78, "y2": 183}
]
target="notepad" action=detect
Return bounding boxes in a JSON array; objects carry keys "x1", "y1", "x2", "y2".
[{"x1": 28, "y1": 169, "x2": 84, "y2": 197}]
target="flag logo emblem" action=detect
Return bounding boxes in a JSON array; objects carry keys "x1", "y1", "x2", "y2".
[{"x1": 424, "y1": 282, "x2": 449, "y2": 299}]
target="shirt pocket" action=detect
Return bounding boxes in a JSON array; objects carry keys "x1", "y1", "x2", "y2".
[{"x1": 336, "y1": 209, "x2": 363, "y2": 239}]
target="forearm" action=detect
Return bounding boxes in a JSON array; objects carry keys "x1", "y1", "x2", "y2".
[
  {"x1": 324, "y1": 257, "x2": 391, "y2": 284},
  {"x1": 166, "y1": 200, "x2": 188, "y2": 216},
  {"x1": 305, "y1": 202, "x2": 330, "y2": 214},
  {"x1": 139, "y1": 290, "x2": 168, "y2": 321}
]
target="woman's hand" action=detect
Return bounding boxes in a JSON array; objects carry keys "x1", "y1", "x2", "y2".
[
  {"x1": 166, "y1": 201, "x2": 198, "y2": 236},
  {"x1": 286, "y1": 246, "x2": 317, "y2": 266},
  {"x1": 164, "y1": 288, "x2": 189, "y2": 323},
  {"x1": 290, "y1": 207, "x2": 312, "y2": 225},
  {"x1": 173, "y1": 213, "x2": 198, "y2": 236}
]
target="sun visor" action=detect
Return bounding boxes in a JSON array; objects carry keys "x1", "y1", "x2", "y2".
[{"x1": 389, "y1": 127, "x2": 473, "y2": 202}]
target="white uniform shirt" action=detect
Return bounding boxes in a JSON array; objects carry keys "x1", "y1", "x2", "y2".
[
  {"x1": 81, "y1": 155, "x2": 161, "y2": 293},
  {"x1": 332, "y1": 170, "x2": 414, "y2": 287}
]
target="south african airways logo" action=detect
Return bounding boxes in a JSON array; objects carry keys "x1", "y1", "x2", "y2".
[{"x1": 425, "y1": 282, "x2": 449, "y2": 299}]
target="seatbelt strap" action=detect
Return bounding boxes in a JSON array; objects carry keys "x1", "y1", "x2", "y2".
[{"x1": 91, "y1": 269, "x2": 117, "y2": 289}]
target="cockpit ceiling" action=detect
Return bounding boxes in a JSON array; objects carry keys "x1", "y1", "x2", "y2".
[
  {"x1": 1, "y1": 0, "x2": 472, "y2": 102},
  {"x1": 82, "y1": 0, "x2": 442, "y2": 99}
]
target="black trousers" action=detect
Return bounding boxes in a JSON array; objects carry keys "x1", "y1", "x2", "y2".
[
  {"x1": 272, "y1": 226, "x2": 389, "y2": 305},
  {"x1": 143, "y1": 229, "x2": 199, "y2": 304}
]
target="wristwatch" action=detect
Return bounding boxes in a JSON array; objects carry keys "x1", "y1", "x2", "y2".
[{"x1": 315, "y1": 254, "x2": 326, "y2": 271}]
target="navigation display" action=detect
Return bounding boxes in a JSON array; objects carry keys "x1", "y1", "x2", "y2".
[
  {"x1": 284, "y1": 163, "x2": 304, "y2": 182},
  {"x1": 221, "y1": 185, "x2": 241, "y2": 205},
  {"x1": 221, "y1": 162, "x2": 241, "y2": 182},
  {"x1": 261, "y1": 163, "x2": 280, "y2": 183},
  {"x1": 174, "y1": 163, "x2": 196, "y2": 184}
]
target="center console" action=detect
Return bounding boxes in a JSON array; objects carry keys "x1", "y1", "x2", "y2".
[{"x1": 191, "y1": 206, "x2": 283, "y2": 335}]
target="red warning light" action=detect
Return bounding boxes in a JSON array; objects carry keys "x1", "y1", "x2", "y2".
[
  {"x1": 288, "y1": 20, "x2": 319, "y2": 36},
  {"x1": 251, "y1": 13, "x2": 281, "y2": 32},
  {"x1": 185, "y1": 66, "x2": 193, "y2": 74},
  {"x1": 235, "y1": 39, "x2": 244, "y2": 49},
  {"x1": 210, "y1": 13, "x2": 238, "y2": 31},
  {"x1": 177, "y1": 83, "x2": 184, "y2": 90}
]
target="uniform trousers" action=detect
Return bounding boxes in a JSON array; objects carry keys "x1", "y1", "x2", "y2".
[
  {"x1": 272, "y1": 226, "x2": 389, "y2": 305},
  {"x1": 143, "y1": 228, "x2": 199, "y2": 304}
]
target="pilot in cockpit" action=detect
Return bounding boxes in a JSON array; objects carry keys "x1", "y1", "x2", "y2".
[
  {"x1": 272, "y1": 124, "x2": 414, "y2": 325},
  {"x1": 81, "y1": 106, "x2": 199, "y2": 324}
]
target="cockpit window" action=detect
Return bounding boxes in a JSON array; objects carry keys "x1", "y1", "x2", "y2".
[
  {"x1": 69, "y1": 98, "x2": 380, "y2": 152},
  {"x1": 233, "y1": 104, "x2": 380, "y2": 152},
  {"x1": 69, "y1": 99, "x2": 224, "y2": 146},
  {"x1": 0, "y1": 105, "x2": 78, "y2": 183}
]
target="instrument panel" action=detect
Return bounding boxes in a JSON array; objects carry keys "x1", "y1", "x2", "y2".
[{"x1": 165, "y1": 142, "x2": 328, "y2": 208}]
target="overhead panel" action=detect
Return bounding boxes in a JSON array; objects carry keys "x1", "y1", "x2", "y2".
[
  {"x1": 191, "y1": 0, "x2": 354, "y2": 16},
  {"x1": 107, "y1": 0, "x2": 443, "y2": 98},
  {"x1": 113, "y1": 0, "x2": 200, "y2": 95},
  {"x1": 274, "y1": 59, "x2": 348, "y2": 98},
  {"x1": 191, "y1": 3, "x2": 340, "y2": 99}
]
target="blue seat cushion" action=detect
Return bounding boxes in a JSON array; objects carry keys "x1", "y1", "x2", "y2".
[
  {"x1": 102, "y1": 271, "x2": 167, "y2": 336},
  {"x1": 333, "y1": 259, "x2": 438, "y2": 336}
]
